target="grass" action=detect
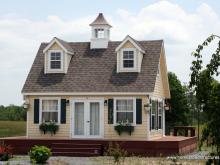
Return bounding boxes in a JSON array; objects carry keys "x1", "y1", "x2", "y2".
[{"x1": 0, "y1": 121, "x2": 26, "y2": 137}]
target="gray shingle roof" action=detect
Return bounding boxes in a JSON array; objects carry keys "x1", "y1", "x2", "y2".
[
  {"x1": 22, "y1": 40, "x2": 163, "y2": 93},
  {"x1": 89, "y1": 13, "x2": 112, "y2": 27},
  {"x1": 55, "y1": 37, "x2": 74, "y2": 53}
]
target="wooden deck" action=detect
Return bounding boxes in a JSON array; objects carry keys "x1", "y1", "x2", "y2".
[{"x1": 0, "y1": 136, "x2": 197, "y2": 157}]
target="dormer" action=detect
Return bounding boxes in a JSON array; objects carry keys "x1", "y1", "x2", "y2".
[
  {"x1": 90, "y1": 13, "x2": 112, "y2": 49},
  {"x1": 116, "y1": 35, "x2": 145, "y2": 73},
  {"x1": 43, "y1": 37, "x2": 74, "y2": 74}
]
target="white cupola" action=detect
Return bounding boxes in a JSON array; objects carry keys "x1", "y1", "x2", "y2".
[{"x1": 90, "y1": 13, "x2": 112, "y2": 49}]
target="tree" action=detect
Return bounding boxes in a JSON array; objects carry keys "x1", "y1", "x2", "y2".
[
  {"x1": 165, "y1": 72, "x2": 190, "y2": 134},
  {"x1": 0, "y1": 105, "x2": 26, "y2": 121},
  {"x1": 190, "y1": 34, "x2": 220, "y2": 158}
]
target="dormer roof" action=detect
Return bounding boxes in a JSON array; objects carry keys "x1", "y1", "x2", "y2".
[
  {"x1": 43, "y1": 37, "x2": 74, "y2": 54},
  {"x1": 115, "y1": 35, "x2": 145, "y2": 53},
  {"x1": 89, "y1": 13, "x2": 112, "y2": 27}
]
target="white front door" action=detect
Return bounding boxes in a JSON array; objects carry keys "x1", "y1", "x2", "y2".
[{"x1": 72, "y1": 99, "x2": 104, "y2": 138}]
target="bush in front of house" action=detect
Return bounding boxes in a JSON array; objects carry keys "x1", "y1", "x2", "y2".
[
  {"x1": 0, "y1": 143, "x2": 13, "y2": 161},
  {"x1": 29, "y1": 145, "x2": 51, "y2": 164},
  {"x1": 105, "y1": 142, "x2": 127, "y2": 164}
]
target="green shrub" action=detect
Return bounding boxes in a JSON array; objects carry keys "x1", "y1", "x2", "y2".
[
  {"x1": 29, "y1": 145, "x2": 51, "y2": 164},
  {"x1": 39, "y1": 122, "x2": 59, "y2": 135}
]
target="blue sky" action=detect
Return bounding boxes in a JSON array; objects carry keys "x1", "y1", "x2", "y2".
[{"x1": 0, "y1": 0, "x2": 220, "y2": 105}]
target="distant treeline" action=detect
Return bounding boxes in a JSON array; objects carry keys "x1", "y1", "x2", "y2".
[{"x1": 0, "y1": 105, "x2": 26, "y2": 121}]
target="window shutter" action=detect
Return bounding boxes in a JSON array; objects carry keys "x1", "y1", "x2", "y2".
[
  {"x1": 150, "y1": 98, "x2": 152, "y2": 130},
  {"x1": 61, "y1": 99, "x2": 66, "y2": 124},
  {"x1": 34, "y1": 99, "x2": 39, "y2": 124},
  {"x1": 136, "y1": 99, "x2": 142, "y2": 124},
  {"x1": 156, "y1": 100, "x2": 159, "y2": 130},
  {"x1": 108, "y1": 99, "x2": 114, "y2": 124}
]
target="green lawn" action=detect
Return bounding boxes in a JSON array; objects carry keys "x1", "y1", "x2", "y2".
[{"x1": 0, "y1": 121, "x2": 26, "y2": 137}]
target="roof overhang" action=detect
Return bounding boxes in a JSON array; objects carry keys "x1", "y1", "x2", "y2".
[
  {"x1": 115, "y1": 35, "x2": 145, "y2": 54},
  {"x1": 22, "y1": 92, "x2": 152, "y2": 96},
  {"x1": 43, "y1": 37, "x2": 74, "y2": 55}
]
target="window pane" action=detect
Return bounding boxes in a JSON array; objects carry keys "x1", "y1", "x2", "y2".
[
  {"x1": 152, "y1": 101, "x2": 157, "y2": 114},
  {"x1": 123, "y1": 51, "x2": 134, "y2": 59},
  {"x1": 116, "y1": 100, "x2": 133, "y2": 111},
  {"x1": 123, "y1": 60, "x2": 134, "y2": 68},
  {"x1": 51, "y1": 61, "x2": 61, "y2": 69},
  {"x1": 42, "y1": 112, "x2": 58, "y2": 122},
  {"x1": 158, "y1": 116, "x2": 162, "y2": 129},
  {"x1": 116, "y1": 112, "x2": 133, "y2": 123},
  {"x1": 152, "y1": 116, "x2": 155, "y2": 129},
  {"x1": 42, "y1": 100, "x2": 58, "y2": 111}
]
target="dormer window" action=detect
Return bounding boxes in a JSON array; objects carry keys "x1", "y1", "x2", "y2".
[
  {"x1": 95, "y1": 29, "x2": 104, "y2": 38},
  {"x1": 123, "y1": 50, "x2": 134, "y2": 68},
  {"x1": 48, "y1": 50, "x2": 63, "y2": 71}
]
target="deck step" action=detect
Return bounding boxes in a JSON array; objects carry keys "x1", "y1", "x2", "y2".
[
  {"x1": 51, "y1": 142, "x2": 103, "y2": 157},
  {"x1": 52, "y1": 151, "x2": 100, "y2": 157},
  {"x1": 52, "y1": 147, "x2": 101, "y2": 153}
]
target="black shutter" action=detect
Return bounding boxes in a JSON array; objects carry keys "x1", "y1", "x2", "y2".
[
  {"x1": 61, "y1": 99, "x2": 66, "y2": 124},
  {"x1": 34, "y1": 99, "x2": 39, "y2": 124},
  {"x1": 108, "y1": 99, "x2": 113, "y2": 124},
  {"x1": 156, "y1": 100, "x2": 159, "y2": 130},
  {"x1": 150, "y1": 98, "x2": 152, "y2": 130},
  {"x1": 136, "y1": 99, "x2": 142, "y2": 124}
]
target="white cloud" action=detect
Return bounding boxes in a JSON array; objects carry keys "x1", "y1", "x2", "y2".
[{"x1": 0, "y1": 1, "x2": 219, "y2": 105}]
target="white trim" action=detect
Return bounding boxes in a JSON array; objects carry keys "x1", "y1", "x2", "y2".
[
  {"x1": 23, "y1": 92, "x2": 151, "y2": 96},
  {"x1": 43, "y1": 38, "x2": 74, "y2": 55},
  {"x1": 47, "y1": 50, "x2": 64, "y2": 72},
  {"x1": 115, "y1": 35, "x2": 145, "y2": 53},
  {"x1": 39, "y1": 97, "x2": 61, "y2": 124},
  {"x1": 113, "y1": 97, "x2": 136, "y2": 126},
  {"x1": 26, "y1": 110, "x2": 29, "y2": 138},
  {"x1": 71, "y1": 98, "x2": 104, "y2": 139}
]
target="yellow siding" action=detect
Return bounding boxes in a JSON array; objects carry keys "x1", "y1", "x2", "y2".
[
  {"x1": 49, "y1": 42, "x2": 62, "y2": 50},
  {"x1": 122, "y1": 41, "x2": 135, "y2": 48},
  {"x1": 27, "y1": 95, "x2": 149, "y2": 140},
  {"x1": 27, "y1": 96, "x2": 70, "y2": 138}
]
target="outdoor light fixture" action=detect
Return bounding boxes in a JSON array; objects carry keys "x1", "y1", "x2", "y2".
[
  {"x1": 23, "y1": 101, "x2": 29, "y2": 109},
  {"x1": 144, "y1": 104, "x2": 151, "y2": 112},
  {"x1": 104, "y1": 100, "x2": 108, "y2": 106},
  {"x1": 164, "y1": 104, "x2": 170, "y2": 110},
  {"x1": 66, "y1": 100, "x2": 70, "y2": 106}
]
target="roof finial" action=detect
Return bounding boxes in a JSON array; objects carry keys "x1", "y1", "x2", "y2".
[{"x1": 90, "y1": 13, "x2": 112, "y2": 27}]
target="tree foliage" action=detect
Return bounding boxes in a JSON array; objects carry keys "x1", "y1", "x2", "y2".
[
  {"x1": 165, "y1": 72, "x2": 190, "y2": 134},
  {"x1": 190, "y1": 34, "x2": 220, "y2": 156},
  {"x1": 0, "y1": 105, "x2": 26, "y2": 121}
]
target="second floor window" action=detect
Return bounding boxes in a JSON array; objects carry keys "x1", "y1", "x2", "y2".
[
  {"x1": 50, "y1": 52, "x2": 62, "y2": 69},
  {"x1": 123, "y1": 51, "x2": 134, "y2": 68}
]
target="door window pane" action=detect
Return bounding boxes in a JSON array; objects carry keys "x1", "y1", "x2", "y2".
[
  {"x1": 74, "y1": 102, "x2": 84, "y2": 135},
  {"x1": 90, "y1": 102, "x2": 100, "y2": 136}
]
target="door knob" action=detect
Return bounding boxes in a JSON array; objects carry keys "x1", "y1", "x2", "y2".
[{"x1": 87, "y1": 121, "x2": 90, "y2": 123}]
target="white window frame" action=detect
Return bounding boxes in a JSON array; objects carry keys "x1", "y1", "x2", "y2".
[
  {"x1": 39, "y1": 97, "x2": 61, "y2": 125},
  {"x1": 113, "y1": 97, "x2": 136, "y2": 125},
  {"x1": 120, "y1": 48, "x2": 137, "y2": 71},
  {"x1": 48, "y1": 50, "x2": 64, "y2": 71}
]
